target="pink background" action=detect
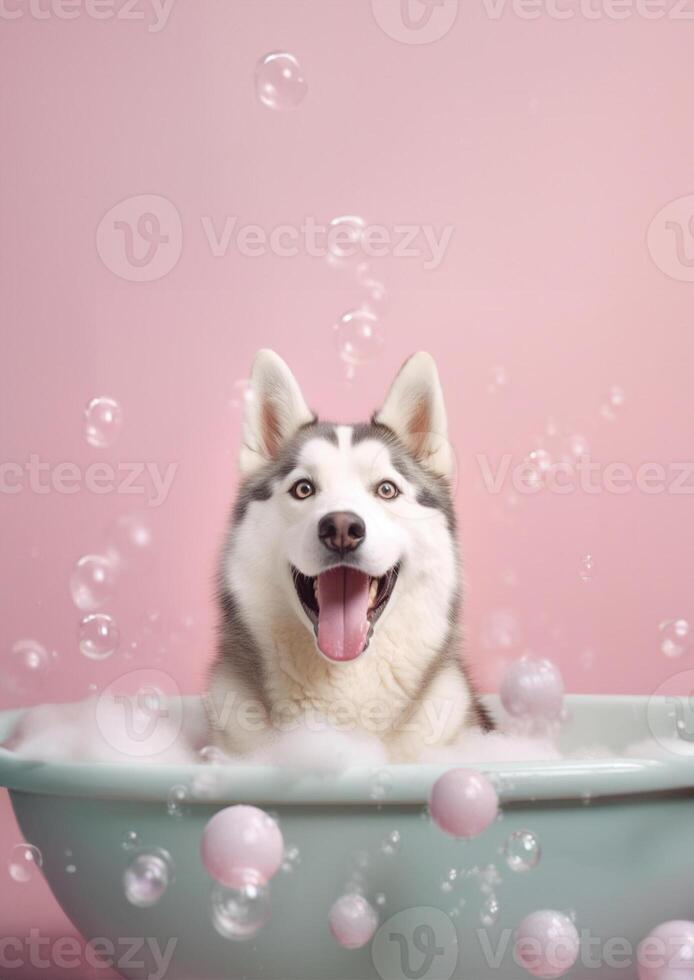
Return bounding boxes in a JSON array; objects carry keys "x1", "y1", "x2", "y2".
[{"x1": 2, "y1": 0, "x2": 694, "y2": 957}]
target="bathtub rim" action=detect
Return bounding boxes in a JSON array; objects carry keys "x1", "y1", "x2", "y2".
[{"x1": 0, "y1": 693, "x2": 691, "y2": 806}]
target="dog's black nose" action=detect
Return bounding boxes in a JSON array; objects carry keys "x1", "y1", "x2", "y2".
[{"x1": 318, "y1": 511, "x2": 366, "y2": 555}]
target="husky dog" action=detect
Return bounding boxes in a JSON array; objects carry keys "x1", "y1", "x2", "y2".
[{"x1": 207, "y1": 350, "x2": 491, "y2": 762}]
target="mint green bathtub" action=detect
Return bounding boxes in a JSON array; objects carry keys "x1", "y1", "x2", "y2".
[{"x1": 0, "y1": 695, "x2": 692, "y2": 980}]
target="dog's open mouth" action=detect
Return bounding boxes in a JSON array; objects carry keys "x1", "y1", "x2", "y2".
[{"x1": 291, "y1": 564, "x2": 399, "y2": 663}]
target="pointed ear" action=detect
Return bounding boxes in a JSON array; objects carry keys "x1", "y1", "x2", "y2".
[
  {"x1": 374, "y1": 352, "x2": 453, "y2": 478},
  {"x1": 239, "y1": 350, "x2": 315, "y2": 475}
]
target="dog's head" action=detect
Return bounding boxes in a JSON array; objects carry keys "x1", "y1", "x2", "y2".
[{"x1": 226, "y1": 349, "x2": 457, "y2": 664}]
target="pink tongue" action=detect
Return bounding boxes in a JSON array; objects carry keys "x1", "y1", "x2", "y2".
[{"x1": 316, "y1": 567, "x2": 371, "y2": 662}]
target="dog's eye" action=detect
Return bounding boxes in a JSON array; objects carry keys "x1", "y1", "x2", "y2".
[
  {"x1": 376, "y1": 480, "x2": 399, "y2": 500},
  {"x1": 290, "y1": 479, "x2": 315, "y2": 500}
]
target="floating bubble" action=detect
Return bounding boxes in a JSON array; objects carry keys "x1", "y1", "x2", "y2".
[
  {"x1": 9, "y1": 844, "x2": 42, "y2": 883},
  {"x1": 335, "y1": 309, "x2": 385, "y2": 367},
  {"x1": 369, "y1": 769, "x2": 393, "y2": 801},
  {"x1": 328, "y1": 216, "x2": 366, "y2": 266},
  {"x1": 600, "y1": 385, "x2": 625, "y2": 421},
  {"x1": 500, "y1": 657, "x2": 564, "y2": 726},
  {"x1": 515, "y1": 910, "x2": 580, "y2": 978},
  {"x1": 429, "y1": 769, "x2": 498, "y2": 839},
  {"x1": 659, "y1": 619, "x2": 691, "y2": 659},
  {"x1": 568, "y1": 433, "x2": 589, "y2": 458},
  {"x1": 121, "y1": 831, "x2": 141, "y2": 851},
  {"x1": 381, "y1": 830, "x2": 401, "y2": 857},
  {"x1": 78, "y1": 613, "x2": 119, "y2": 661},
  {"x1": 637, "y1": 920, "x2": 694, "y2": 980},
  {"x1": 229, "y1": 379, "x2": 254, "y2": 414},
  {"x1": 375, "y1": 892, "x2": 386, "y2": 907},
  {"x1": 255, "y1": 52, "x2": 307, "y2": 111},
  {"x1": 65, "y1": 863, "x2": 77, "y2": 875},
  {"x1": 201, "y1": 805, "x2": 284, "y2": 889},
  {"x1": 84, "y1": 396, "x2": 123, "y2": 449},
  {"x1": 355, "y1": 263, "x2": 389, "y2": 315},
  {"x1": 106, "y1": 513, "x2": 153, "y2": 571},
  {"x1": 521, "y1": 449, "x2": 553, "y2": 490},
  {"x1": 211, "y1": 881, "x2": 271, "y2": 941},
  {"x1": 480, "y1": 610, "x2": 520, "y2": 652},
  {"x1": 123, "y1": 850, "x2": 172, "y2": 908},
  {"x1": 166, "y1": 784, "x2": 190, "y2": 819},
  {"x1": 329, "y1": 894, "x2": 378, "y2": 950},
  {"x1": 579, "y1": 554, "x2": 594, "y2": 582},
  {"x1": 480, "y1": 895, "x2": 500, "y2": 927},
  {"x1": 280, "y1": 845, "x2": 301, "y2": 874},
  {"x1": 440, "y1": 868, "x2": 458, "y2": 893},
  {"x1": 70, "y1": 555, "x2": 115, "y2": 612},
  {"x1": 5, "y1": 639, "x2": 50, "y2": 696},
  {"x1": 504, "y1": 830, "x2": 541, "y2": 872},
  {"x1": 487, "y1": 365, "x2": 508, "y2": 394}
]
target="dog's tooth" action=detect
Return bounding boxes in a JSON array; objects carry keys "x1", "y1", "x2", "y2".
[{"x1": 369, "y1": 578, "x2": 378, "y2": 606}]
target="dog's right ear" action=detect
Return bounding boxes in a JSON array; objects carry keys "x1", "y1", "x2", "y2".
[{"x1": 239, "y1": 350, "x2": 315, "y2": 476}]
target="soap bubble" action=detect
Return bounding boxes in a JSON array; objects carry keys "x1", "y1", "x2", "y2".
[
  {"x1": 487, "y1": 365, "x2": 508, "y2": 394},
  {"x1": 201, "y1": 805, "x2": 284, "y2": 889},
  {"x1": 504, "y1": 830, "x2": 541, "y2": 872},
  {"x1": 500, "y1": 657, "x2": 564, "y2": 726},
  {"x1": 335, "y1": 309, "x2": 385, "y2": 366},
  {"x1": 381, "y1": 830, "x2": 401, "y2": 857},
  {"x1": 166, "y1": 784, "x2": 190, "y2": 819},
  {"x1": 280, "y1": 845, "x2": 301, "y2": 874},
  {"x1": 123, "y1": 849, "x2": 172, "y2": 908},
  {"x1": 70, "y1": 555, "x2": 115, "y2": 611},
  {"x1": 515, "y1": 910, "x2": 579, "y2": 978},
  {"x1": 440, "y1": 868, "x2": 458, "y2": 893},
  {"x1": 229, "y1": 379, "x2": 254, "y2": 414},
  {"x1": 429, "y1": 769, "x2": 498, "y2": 839},
  {"x1": 369, "y1": 769, "x2": 393, "y2": 801},
  {"x1": 121, "y1": 831, "x2": 141, "y2": 851},
  {"x1": 600, "y1": 385, "x2": 625, "y2": 421},
  {"x1": 480, "y1": 895, "x2": 500, "y2": 927},
  {"x1": 329, "y1": 893, "x2": 378, "y2": 950},
  {"x1": 356, "y1": 263, "x2": 389, "y2": 315},
  {"x1": 637, "y1": 920, "x2": 694, "y2": 980},
  {"x1": 9, "y1": 844, "x2": 42, "y2": 883},
  {"x1": 521, "y1": 449, "x2": 553, "y2": 490},
  {"x1": 106, "y1": 513, "x2": 152, "y2": 571},
  {"x1": 659, "y1": 619, "x2": 691, "y2": 658},
  {"x1": 84, "y1": 396, "x2": 123, "y2": 448},
  {"x1": 211, "y1": 881, "x2": 271, "y2": 941},
  {"x1": 328, "y1": 215, "x2": 366, "y2": 266},
  {"x1": 5, "y1": 639, "x2": 51, "y2": 696},
  {"x1": 255, "y1": 52, "x2": 307, "y2": 111},
  {"x1": 78, "y1": 613, "x2": 119, "y2": 661},
  {"x1": 579, "y1": 554, "x2": 594, "y2": 581}
]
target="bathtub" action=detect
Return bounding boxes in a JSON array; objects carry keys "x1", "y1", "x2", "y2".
[{"x1": 0, "y1": 694, "x2": 692, "y2": 980}]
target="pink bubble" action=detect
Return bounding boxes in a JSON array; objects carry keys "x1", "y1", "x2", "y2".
[
  {"x1": 515, "y1": 910, "x2": 579, "y2": 978},
  {"x1": 429, "y1": 768, "x2": 498, "y2": 839},
  {"x1": 637, "y1": 920, "x2": 694, "y2": 980},
  {"x1": 500, "y1": 657, "x2": 564, "y2": 724},
  {"x1": 201, "y1": 805, "x2": 284, "y2": 889},
  {"x1": 329, "y1": 893, "x2": 378, "y2": 950}
]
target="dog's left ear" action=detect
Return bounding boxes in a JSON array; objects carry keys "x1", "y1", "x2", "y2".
[
  {"x1": 374, "y1": 352, "x2": 452, "y2": 478},
  {"x1": 239, "y1": 350, "x2": 315, "y2": 475}
]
